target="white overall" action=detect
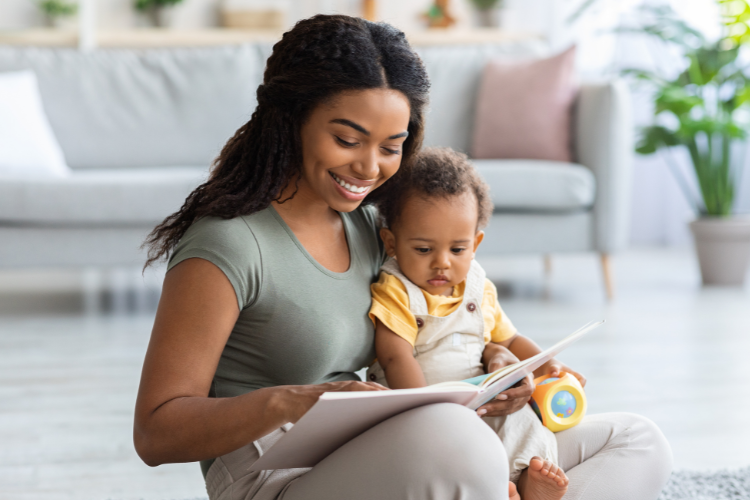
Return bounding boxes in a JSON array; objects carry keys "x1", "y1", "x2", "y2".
[{"x1": 366, "y1": 258, "x2": 558, "y2": 483}]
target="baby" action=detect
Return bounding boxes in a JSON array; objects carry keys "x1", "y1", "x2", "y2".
[{"x1": 366, "y1": 148, "x2": 576, "y2": 500}]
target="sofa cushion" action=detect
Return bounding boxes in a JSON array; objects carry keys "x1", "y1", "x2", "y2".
[
  {"x1": 416, "y1": 41, "x2": 548, "y2": 156},
  {"x1": 0, "y1": 45, "x2": 267, "y2": 170},
  {"x1": 0, "y1": 70, "x2": 70, "y2": 177},
  {"x1": 472, "y1": 159, "x2": 595, "y2": 212},
  {"x1": 472, "y1": 46, "x2": 577, "y2": 162},
  {"x1": 0, "y1": 167, "x2": 208, "y2": 224}
]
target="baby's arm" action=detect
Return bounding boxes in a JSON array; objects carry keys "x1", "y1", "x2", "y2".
[
  {"x1": 374, "y1": 319, "x2": 426, "y2": 389},
  {"x1": 497, "y1": 334, "x2": 586, "y2": 386}
]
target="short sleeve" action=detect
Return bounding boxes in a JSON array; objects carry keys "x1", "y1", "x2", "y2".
[
  {"x1": 167, "y1": 216, "x2": 261, "y2": 310},
  {"x1": 481, "y1": 279, "x2": 518, "y2": 343},
  {"x1": 369, "y1": 272, "x2": 419, "y2": 346}
]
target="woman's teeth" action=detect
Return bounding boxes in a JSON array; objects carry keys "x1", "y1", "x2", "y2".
[{"x1": 332, "y1": 173, "x2": 369, "y2": 194}]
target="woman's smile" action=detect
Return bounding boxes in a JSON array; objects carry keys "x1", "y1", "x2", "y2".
[{"x1": 329, "y1": 172, "x2": 376, "y2": 199}]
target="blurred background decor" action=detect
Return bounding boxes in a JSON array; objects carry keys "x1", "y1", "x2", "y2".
[
  {"x1": 424, "y1": 0, "x2": 456, "y2": 28},
  {"x1": 38, "y1": 0, "x2": 78, "y2": 28},
  {"x1": 469, "y1": 0, "x2": 504, "y2": 28},
  {"x1": 624, "y1": 2, "x2": 750, "y2": 285},
  {"x1": 134, "y1": 0, "x2": 185, "y2": 27},
  {"x1": 219, "y1": 0, "x2": 286, "y2": 30}
]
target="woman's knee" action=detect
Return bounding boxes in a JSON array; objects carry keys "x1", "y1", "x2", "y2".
[{"x1": 625, "y1": 413, "x2": 673, "y2": 476}]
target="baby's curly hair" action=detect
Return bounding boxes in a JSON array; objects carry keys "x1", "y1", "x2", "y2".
[{"x1": 377, "y1": 147, "x2": 493, "y2": 231}]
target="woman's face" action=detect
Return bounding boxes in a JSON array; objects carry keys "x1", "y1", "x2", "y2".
[{"x1": 298, "y1": 88, "x2": 411, "y2": 213}]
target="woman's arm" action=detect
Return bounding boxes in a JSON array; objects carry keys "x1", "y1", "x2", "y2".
[
  {"x1": 133, "y1": 258, "x2": 383, "y2": 466},
  {"x1": 374, "y1": 319, "x2": 426, "y2": 389}
]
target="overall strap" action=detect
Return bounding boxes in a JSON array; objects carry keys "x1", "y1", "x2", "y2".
[
  {"x1": 380, "y1": 258, "x2": 429, "y2": 315},
  {"x1": 463, "y1": 260, "x2": 487, "y2": 307}
]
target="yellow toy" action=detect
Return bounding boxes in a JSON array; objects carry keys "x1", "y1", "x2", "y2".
[{"x1": 529, "y1": 372, "x2": 587, "y2": 433}]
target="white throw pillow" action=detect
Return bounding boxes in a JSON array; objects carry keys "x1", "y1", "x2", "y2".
[{"x1": 0, "y1": 70, "x2": 70, "y2": 177}]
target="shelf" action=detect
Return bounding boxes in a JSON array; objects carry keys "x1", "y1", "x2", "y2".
[{"x1": 0, "y1": 28, "x2": 541, "y2": 48}]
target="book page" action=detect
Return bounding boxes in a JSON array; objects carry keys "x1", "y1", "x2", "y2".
[
  {"x1": 248, "y1": 386, "x2": 480, "y2": 471},
  {"x1": 467, "y1": 320, "x2": 604, "y2": 409}
]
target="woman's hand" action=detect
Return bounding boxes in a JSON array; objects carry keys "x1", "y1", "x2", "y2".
[
  {"x1": 475, "y1": 375, "x2": 534, "y2": 417},
  {"x1": 278, "y1": 380, "x2": 387, "y2": 424},
  {"x1": 544, "y1": 360, "x2": 587, "y2": 387},
  {"x1": 482, "y1": 342, "x2": 518, "y2": 374},
  {"x1": 477, "y1": 343, "x2": 535, "y2": 417}
]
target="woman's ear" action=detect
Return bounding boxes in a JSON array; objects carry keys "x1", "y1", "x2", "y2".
[
  {"x1": 473, "y1": 231, "x2": 485, "y2": 253},
  {"x1": 380, "y1": 227, "x2": 397, "y2": 258}
]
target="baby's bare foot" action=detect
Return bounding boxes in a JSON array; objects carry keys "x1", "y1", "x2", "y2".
[
  {"x1": 509, "y1": 481, "x2": 521, "y2": 500},
  {"x1": 517, "y1": 457, "x2": 569, "y2": 500}
]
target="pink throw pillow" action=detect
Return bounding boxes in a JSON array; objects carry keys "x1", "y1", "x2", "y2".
[{"x1": 472, "y1": 46, "x2": 577, "y2": 162}]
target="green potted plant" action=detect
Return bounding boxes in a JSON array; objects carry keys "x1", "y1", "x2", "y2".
[
  {"x1": 468, "y1": 0, "x2": 504, "y2": 28},
  {"x1": 623, "y1": 2, "x2": 750, "y2": 286},
  {"x1": 134, "y1": 0, "x2": 184, "y2": 28},
  {"x1": 39, "y1": 0, "x2": 78, "y2": 29}
]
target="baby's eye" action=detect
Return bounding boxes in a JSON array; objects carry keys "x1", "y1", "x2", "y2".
[
  {"x1": 415, "y1": 247, "x2": 430, "y2": 254},
  {"x1": 451, "y1": 248, "x2": 466, "y2": 254}
]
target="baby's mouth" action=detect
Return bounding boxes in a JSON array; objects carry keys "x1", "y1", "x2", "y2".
[{"x1": 427, "y1": 275, "x2": 450, "y2": 286}]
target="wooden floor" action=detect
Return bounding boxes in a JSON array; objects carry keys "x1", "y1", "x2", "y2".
[{"x1": 1, "y1": 248, "x2": 749, "y2": 500}]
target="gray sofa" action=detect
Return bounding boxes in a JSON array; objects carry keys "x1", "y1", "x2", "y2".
[{"x1": 0, "y1": 42, "x2": 631, "y2": 296}]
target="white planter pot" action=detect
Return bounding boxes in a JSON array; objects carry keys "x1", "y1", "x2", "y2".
[
  {"x1": 473, "y1": 8, "x2": 504, "y2": 28},
  {"x1": 690, "y1": 216, "x2": 750, "y2": 286}
]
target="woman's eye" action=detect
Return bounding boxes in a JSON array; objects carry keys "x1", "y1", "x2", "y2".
[
  {"x1": 335, "y1": 136, "x2": 357, "y2": 147},
  {"x1": 382, "y1": 147, "x2": 401, "y2": 156}
]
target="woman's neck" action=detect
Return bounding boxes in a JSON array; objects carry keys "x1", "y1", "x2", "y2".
[
  {"x1": 271, "y1": 177, "x2": 351, "y2": 273},
  {"x1": 271, "y1": 177, "x2": 340, "y2": 228}
]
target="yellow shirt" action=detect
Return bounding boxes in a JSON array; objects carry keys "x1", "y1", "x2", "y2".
[{"x1": 369, "y1": 271, "x2": 518, "y2": 347}]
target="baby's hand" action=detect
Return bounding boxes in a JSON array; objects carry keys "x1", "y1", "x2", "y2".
[{"x1": 546, "y1": 360, "x2": 586, "y2": 388}]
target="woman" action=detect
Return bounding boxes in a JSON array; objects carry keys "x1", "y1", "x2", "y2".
[{"x1": 134, "y1": 15, "x2": 672, "y2": 500}]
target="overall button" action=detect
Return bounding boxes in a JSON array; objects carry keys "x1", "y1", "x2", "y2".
[
  {"x1": 369, "y1": 373, "x2": 377, "y2": 381},
  {"x1": 416, "y1": 318, "x2": 425, "y2": 328},
  {"x1": 467, "y1": 302, "x2": 476, "y2": 312}
]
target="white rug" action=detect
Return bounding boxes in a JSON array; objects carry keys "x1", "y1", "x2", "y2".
[{"x1": 658, "y1": 467, "x2": 750, "y2": 500}]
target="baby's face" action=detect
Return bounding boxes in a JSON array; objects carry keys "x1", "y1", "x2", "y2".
[{"x1": 381, "y1": 191, "x2": 484, "y2": 296}]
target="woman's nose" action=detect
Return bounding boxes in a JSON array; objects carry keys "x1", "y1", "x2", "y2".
[{"x1": 351, "y1": 147, "x2": 379, "y2": 179}]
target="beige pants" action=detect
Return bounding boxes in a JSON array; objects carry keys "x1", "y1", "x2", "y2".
[{"x1": 205, "y1": 406, "x2": 672, "y2": 500}]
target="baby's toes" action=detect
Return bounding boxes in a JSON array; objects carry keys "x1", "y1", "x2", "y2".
[
  {"x1": 542, "y1": 460, "x2": 557, "y2": 478},
  {"x1": 552, "y1": 466, "x2": 569, "y2": 486}
]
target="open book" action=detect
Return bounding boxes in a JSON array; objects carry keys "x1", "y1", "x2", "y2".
[{"x1": 248, "y1": 320, "x2": 604, "y2": 472}]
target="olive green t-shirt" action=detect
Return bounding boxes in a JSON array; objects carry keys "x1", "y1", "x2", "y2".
[
  {"x1": 168, "y1": 205, "x2": 385, "y2": 398},
  {"x1": 168, "y1": 205, "x2": 384, "y2": 478}
]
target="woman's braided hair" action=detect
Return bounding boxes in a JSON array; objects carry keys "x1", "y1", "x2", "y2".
[
  {"x1": 143, "y1": 14, "x2": 430, "y2": 268},
  {"x1": 376, "y1": 147, "x2": 494, "y2": 231}
]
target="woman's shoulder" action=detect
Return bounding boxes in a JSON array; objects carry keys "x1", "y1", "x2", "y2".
[
  {"x1": 346, "y1": 204, "x2": 380, "y2": 235},
  {"x1": 345, "y1": 204, "x2": 385, "y2": 268},
  {"x1": 167, "y1": 213, "x2": 268, "y2": 309}
]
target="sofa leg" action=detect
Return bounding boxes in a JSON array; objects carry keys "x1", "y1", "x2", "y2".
[
  {"x1": 600, "y1": 253, "x2": 614, "y2": 300},
  {"x1": 543, "y1": 254, "x2": 552, "y2": 278}
]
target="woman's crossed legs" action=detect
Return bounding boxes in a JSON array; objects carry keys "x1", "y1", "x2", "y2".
[
  {"x1": 281, "y1": 403, "x2": 509, "y2": 500},
  {"x1": 556, "y1": 412, "x2": 673, "y2": 500}
]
